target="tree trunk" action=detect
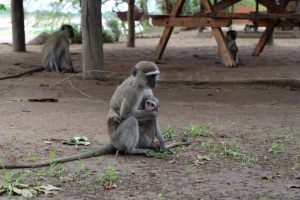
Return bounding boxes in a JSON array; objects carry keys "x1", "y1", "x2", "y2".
[
  {"x1": 81, "y1": 0, "x2": 104, "y2": 80},
  {"x1": 127, "y1": 0, "x2": 135, "y2": 47},
  {"x1": 11, "y1": 0, "x2": 26, "y2": 52}
]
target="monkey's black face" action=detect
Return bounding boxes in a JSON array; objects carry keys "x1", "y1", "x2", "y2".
[
  {"x1": 146, "y1": 74, "x2": 158, "y2": 88},
  {"x1": 61, "y1": 24, "x2": 75, "y2": 39},
  {"x1": 68, "y1": 28, "x2": 75, "y2": 39}
]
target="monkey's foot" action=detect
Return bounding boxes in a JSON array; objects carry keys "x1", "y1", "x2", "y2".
[{"x1": 144, "y1": 149, "x2": 155, "y2": 157}]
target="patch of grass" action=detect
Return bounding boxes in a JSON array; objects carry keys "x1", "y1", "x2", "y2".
[
  {"x1": 184, "y1": 165, "x2": 200, "y2": 175},
  {"x1": 78, "y1": 160, "x2": 85, "y2": 171},
  {"x1": 47, "y1": 164, "x2": 65, "y2": 184},
  {"x1": 185, "y1": 123, "x2": 212, "y2": 137},
  {"x1": 28, "y1": 155, "x2": 41, "y2": 163},
  {"x1": 103, "y1": 166, "x2": 119, "y2": 184},
  {"x1": 158, "y1": 192, "x2": 164, "y2": 200},
  {"x1": 155, "y1": 151, "x2": 173, "y2": 159},
  {"x1": 268, "y1": 142, "x2": 285, "y2": 153},
  {"x1": 201, "y1": 139, "x2": 215, "y2": 151},
  {"x1": 163, "y1": 125, "x2": 176, "y2": 140},
  {"x1": 0, "y1": 170, "x2": 27, "y2": 196},
  {"x1": 273, "y1": 131, "x2": 293, "y2": 142},
  {"x1": 200, "y1": 138, "x2": 258, "y2": 164},
  {"x1": 232, "y1": 120, "x2": 241, "y2": 128},
  {"x1": 221, "y1": 139, "x2": 258, "y2": 163},
  {"x1": 267, "y1": 130, "x2": 293, "y2": 154}
]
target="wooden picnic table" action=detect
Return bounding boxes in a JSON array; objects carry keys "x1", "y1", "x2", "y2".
[{"x1": 150, "y1": 0, "x2": 300, "y2": 67}]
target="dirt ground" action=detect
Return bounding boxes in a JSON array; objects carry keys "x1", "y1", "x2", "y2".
[{"x1": 0, "y1": 30, "x2": 299, "y2": 199}]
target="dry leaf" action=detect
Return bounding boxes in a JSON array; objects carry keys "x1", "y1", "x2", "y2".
[
  {"x1": 194, "y1": 160, "x2": 204, "y2": 166},
  {"x1": 13, "y1": 187, "x2": 36, "y2": 198},
  {"x1": 35, "y1": 184, "x2": 61, "y2": 195},
  {"x1": 196, "y1": 155, "x2": 211, "y2": 161},
  {"x1": 103, "y1": 182, "x2": 117, "y2": 190},
  {"x1": 43, "y1": 141, "x2": 52, "y2": 145},
  {"x1": 15, "y1": 183, "x2": 29, "y2": 189}
]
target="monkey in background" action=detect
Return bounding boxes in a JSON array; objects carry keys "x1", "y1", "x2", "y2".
[
  {"x1": 225, "y1": 30, "x2": 241, "y2": 66},
  {"x1": 217, "y1": 30, "x2": 241, "y2": 67},
  {"x1": 0, "y1": 24, "x2": 75, "y2": 80},
  {"x1": 42, "y1": 24, "x2": 75, "y2": 73}
]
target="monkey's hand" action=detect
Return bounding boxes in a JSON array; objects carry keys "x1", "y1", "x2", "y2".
[
  {"x1": 131, "y1": 110, "x2": 157, "y2": 121},
  {"x1": 112, "y1": 116, "x2": 122, "y2": 124},
  {"x1": 107, "y1": 109, "x2": 121, "y2": 124},
  {"x1": 159, "y1": 143, "x2": 168, "y2": 152}
]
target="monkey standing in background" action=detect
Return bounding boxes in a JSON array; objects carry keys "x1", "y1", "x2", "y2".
[
  {"x1": 217, "y1": 30, "x2": 241, "y2": 67},
  {"x1": 225, "y1": 30, "x2": 241, "y2": 66},
  {"x1": 0, "y1": 61, "x2": 191, "y2": 169},
  {"x1": 0, "y1": 25, "x2": 75, "y2": 80}
]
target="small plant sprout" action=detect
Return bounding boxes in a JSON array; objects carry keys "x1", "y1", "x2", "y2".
[
  {"x1": 28, "y1": 155, "x2": 41, "y2": 163},
  {"x1": 201, "y1": 140, "x2": 215, "y2": 151},
  {"x1": 163, "y1": 125, "x2": 176, "y2": 140},
  {"x1": 102, "y1": 166, "x2": 119, "y2": 190},
  {"x1": 221, "y1": 138, "x2": 258, "y2": 163},
  {"x1": 185, "y1": 123, "x2": 212, "y2": 137},
  {"x1": 269, "y1": 142, "x2": 285, "y2": 153},
  {"x1": 0, "y1": 169, "x2": 27, "y2": 196}
]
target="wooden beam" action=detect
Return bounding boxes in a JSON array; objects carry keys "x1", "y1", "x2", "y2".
[
  {"x1": 256, "y1": 0, "x2": 288, "y2": 13},
  {"x1": 11, "y1": 0, "x2": 26, "y2": 52},
  {"x1": 256, "y1": 19, "x2": 300, "y2": 26},
  {"x1": 212, "y1": 0, "x2": 242, "y2": 13},
  {"x1": 81, "y1": 0, "x2": 104, "y2": 80},
  {"x1": 152, "y1": 13, "x2": 300, "y2": 20},
  {"x1": 155, "y1": 0, "x2": 185, "y2": 60},
  {"x1": 127, "y1": 0, "x2": 135, "y2": 47},
  {"x1": 152, "y1": 17, "x2": 232, "y2": 27},
  {"x1": 198, "y1": 12, "x2": 300, "y2": 19},
  {"x1": 253, "y1": 1, "x2": 291, "y2": 57},
  {"x1": 253, "y1": 21, "x2": 278, "y2": 56},
  {"x1": 201, "y1": 0, "x2": 235, "y2": 67}
]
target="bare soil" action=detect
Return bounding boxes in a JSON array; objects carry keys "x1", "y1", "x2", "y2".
[{"x1": 0, "y1": 30, "x2": 299, "y2": 199}]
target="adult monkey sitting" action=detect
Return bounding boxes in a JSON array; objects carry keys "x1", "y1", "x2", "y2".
[
  {"x1": 0, "y1": 24, "x2": 75, "y2": 80},
  {"x1": 107, "y1": 61, "x2": 167, "y2": 156}
]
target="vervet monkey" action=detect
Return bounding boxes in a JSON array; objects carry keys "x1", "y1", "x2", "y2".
[
  {"x1": 0, "y1": 25, "x2": 75, "y2": 81},
  {"x1": 107, "y1": 61, "x2": 166, "y2": 156},
  {"x1": 244, "y1": 24, "x2": 258, "y2": 33},
  {"x1": 225, "y1": 30, "x2": 240, "y2": 66},
  {"x1": 217, "y1": 30, "x2": 241, "y2": 67}
]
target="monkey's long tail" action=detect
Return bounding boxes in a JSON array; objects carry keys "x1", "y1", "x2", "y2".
[
  {"x1": 0, "y1": 66, "x2": 44, "y2": 80},
  {"x1": 166, "y1": 138, "x2": 192, "y2": 150},
  {"x1": 1, "y1": 144, "x2": 115, "y2": 169}
]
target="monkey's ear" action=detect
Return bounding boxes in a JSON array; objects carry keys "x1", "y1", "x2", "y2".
[{"x1": 132, "y1": 67, "x2": 137, "y2": 76}]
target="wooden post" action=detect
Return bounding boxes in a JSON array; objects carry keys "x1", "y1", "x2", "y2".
[
  {"x1": 294, "y1": 0, "x2": 300, "y2": 37},
  {"x1": 81, "y1": 0, "x2": 104, "y2": 80},
  {"x1": 11, "y1": 0, "x2": 26, "y2": 52},
  {"x1": 155, "y1": 0, "x2": 185, "y2": 60},
  {"x1": 127, "y1": 0, "x2": 135, "y2": 47},
  {"x1": 253, "y1": 0, "x2": 289, "y2": 56}
]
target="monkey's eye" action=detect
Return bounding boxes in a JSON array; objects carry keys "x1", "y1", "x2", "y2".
[{"x1": 146, "y1": 101, "x2": 155, "y2": 107}]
